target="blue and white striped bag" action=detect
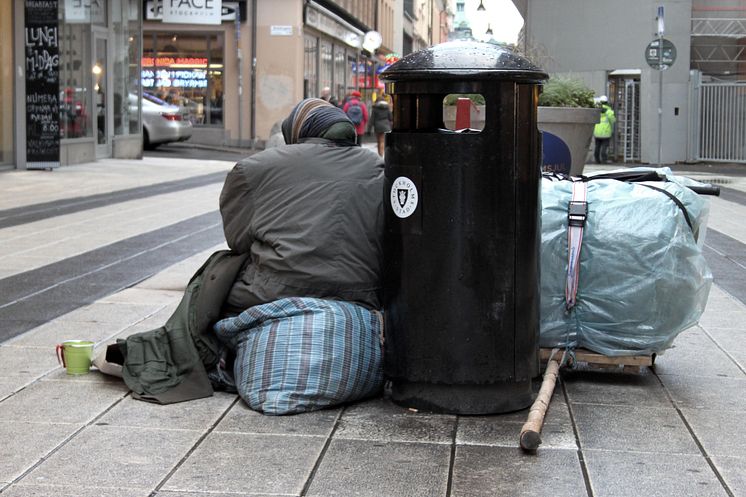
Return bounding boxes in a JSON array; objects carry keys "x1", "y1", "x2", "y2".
[{"x1": 214, "y1": 297, "x2": 384, "y2": 415}]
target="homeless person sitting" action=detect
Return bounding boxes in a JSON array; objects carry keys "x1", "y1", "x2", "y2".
[{"x1": 103, "y1": 98, "x2": 385, "y2": 414}]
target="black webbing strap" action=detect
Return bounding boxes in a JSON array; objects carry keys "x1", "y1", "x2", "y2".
[{"x1": 639, "y1": 184, "x2": 694, "y2": 232}]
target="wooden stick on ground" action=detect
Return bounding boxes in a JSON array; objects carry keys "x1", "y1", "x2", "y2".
[{"x1": 519, "y1": 354, "x2": 562, "y2": 452}]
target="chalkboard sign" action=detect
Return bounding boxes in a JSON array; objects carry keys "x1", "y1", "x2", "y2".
[{"x1": 25, "y1": 0, "x2": 60, "y2": 170}]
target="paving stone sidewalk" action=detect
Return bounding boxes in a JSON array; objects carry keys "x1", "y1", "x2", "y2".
[{"x1": 0, "y1": 159, "x2": 744, "y2": 497}]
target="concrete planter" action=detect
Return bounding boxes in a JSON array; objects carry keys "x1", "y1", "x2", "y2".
[{"x1": 538, "y1": 106, "x2": 599, "y2": 176}]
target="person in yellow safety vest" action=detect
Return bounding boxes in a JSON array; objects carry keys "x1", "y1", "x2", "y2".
[{"x1": 593, "y1": 95, "x2": 616, "y2": 164}]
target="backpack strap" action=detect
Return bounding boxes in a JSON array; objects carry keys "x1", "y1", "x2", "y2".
[{"x1": 565, "y1": 179, "x2": 588, "y2": 311}]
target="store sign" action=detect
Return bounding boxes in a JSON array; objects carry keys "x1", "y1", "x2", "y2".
[
  {"x1": 141, "y1": 69, "x2": 208, "y2": 89},
  {"x1": 24, "y1": 0, "x2": 60, "y2": 170},
  {"x1": 154, "y1": 0, "x2": 222, "y2": 25},
  {"x1": 305, "y1": 3, "x2": 362, "y2": 48},
  {"x1": 142, "y1": 57, "x2": 209, "y2": 68},
  {"x1": 146, "y1": 1, "x2": 240, "y2": 22},
  {"x1": 270, "y1": 25, "x2": 293, "y2": 36},
  {"x1": 64, "y1": 0, "x2": 105, "y2": 24}
]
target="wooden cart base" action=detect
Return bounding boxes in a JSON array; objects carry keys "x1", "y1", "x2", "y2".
[{"x1": 539, "y1": 347, "x2": 656, "y2": 374}]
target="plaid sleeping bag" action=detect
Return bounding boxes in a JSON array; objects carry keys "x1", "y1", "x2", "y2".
[{"x1": 214, "y1": 297, "x2": 384, "y2": 415}]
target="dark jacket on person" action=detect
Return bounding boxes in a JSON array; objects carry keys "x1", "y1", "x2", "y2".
[
  {"x1": 117, "y1": 250, "x2": 249, "y2": 404},
  {"x1": 371, "y1": 99, "x2": 392, "y2": 134},
  {"x1": 220, "y1": 138, "x2": 385, "y2": 313}
]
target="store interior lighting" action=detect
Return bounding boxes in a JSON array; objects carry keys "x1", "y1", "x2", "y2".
[
  {"x1": 486, "y1": 24, "x2": 493, "y2": 35},
  {"x1": 477, "y1": 0, "x2": 486, "y2": 11}
]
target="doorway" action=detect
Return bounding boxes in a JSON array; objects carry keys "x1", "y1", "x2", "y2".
[{"x1": 609, "y1": 72, "x2": 641, "y2": 163}]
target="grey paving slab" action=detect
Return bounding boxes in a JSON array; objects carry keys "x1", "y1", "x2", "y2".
[
  {"x1": 562, "y1": 369, "x2": 670, "y2": 407},
  {"x1": 682, "y1": 408, "x2": 746, "y2": 458},
  {"x1": 0, "y1": 378, "x2": 128, "y2": 424},
  {"x1": 304, "y1": 439, "x2": 450, "y2": 497},
  {"x1": 654, "y1": 327, "x2": 745, "y2": 378},
  {"x1": 0, "y1": 214, "x2": 224, "y2": 343},
  {"x1": 0, "y1": 421, "x2": 81, "y2": 484},
  {"x1": 0, "y1": 171, "x2": 226, "y2": 230},
  {"x1": 335, "y1": 398, "x2": 455, "y2": 443},
  {"x1": 584, "y1": 449, "x2": 728, "y2": 497},
  {"x1": 712, "y1": 456, "x2": 746, "y2": 497},
  {"x1": 97, "y1": 392, "x2": 236, "y2": 431},
  {"x1": 215, "y1": 401, "x2": 339, "y2": 436},
  {"x1": 41, "y1": 368, "x2": 123, "y2": 383},
  {"x1": 0, "y1": 345, "x2": 59, "y2": 377},
  {"x1": 162, "y1": 432, "x2": 324, "y2": 495},
  {"x1": 97, "y1": 288, "x2": 182, "y2": 305},
  {"x1": 22, "y1": 424, "x2": 202, "y2": 491},
  {"x1": 660, "y1": 374, "x2": 746, "y2": 410},
  {"x1": 450, "y1": 446, "x2": 585, "y2": 497},
  {"x1": 457, "y1": 413, "x2": 577, "y2": 450},
  {"x1": 0, "y1": 380, "x2": 28, "y2": 402},
  {"x1": 572, "y1": 404, "x2": 699, "y2": 454},
  {"x1": 706, "y1": 327, "x2": 746, "y2": 373},
  {"x1": 0, "y1": 485, "x2": 144, "y2": 497},
  {"x1": 465, "y1": 380, "x2": 569, "y2": 425},
  {"x1": 59, "y1": 302, "x2": 166, "y2": 326},
  {"x1": 157, "y1": 493, "x2": 290, "y2": 497},
  {"x1": 5, "y1": 320, "x2": 129, "y2": 348},
  {"x1": 0, "y1": 321, "x2": 48, "y2": 343}
]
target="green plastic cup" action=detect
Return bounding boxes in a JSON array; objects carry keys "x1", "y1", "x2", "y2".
[{"x1": 56, "y1": 340, "x2": 94, "y2": 375}]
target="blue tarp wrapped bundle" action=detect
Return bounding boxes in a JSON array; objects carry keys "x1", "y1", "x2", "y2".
[{"x1": 540, "y1": 168, "x2": 713, "y2": 356}]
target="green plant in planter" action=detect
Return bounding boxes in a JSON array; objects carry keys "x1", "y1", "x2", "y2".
[
  {"x1": 443, "y1": 93, "x2": 485, "y2": 106},
  {"x1": 538, "y1": 76, "x2": 595, "y2": 108}
]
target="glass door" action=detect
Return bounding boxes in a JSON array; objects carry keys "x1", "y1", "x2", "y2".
[{"x1": 93, "y1": 31, "x2": 111, "y2": 158}]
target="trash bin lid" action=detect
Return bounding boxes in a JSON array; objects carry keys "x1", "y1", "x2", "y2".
[{"x1": 381, "y1": 41, "x2": 547, "y2": 82}]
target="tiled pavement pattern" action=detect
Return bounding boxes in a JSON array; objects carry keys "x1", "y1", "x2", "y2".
[{"x1": 0, "y1": 157, "x2": 744, "y2": 496}]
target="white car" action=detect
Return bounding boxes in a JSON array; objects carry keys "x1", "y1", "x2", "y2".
[{"x1": 131, "y1": 93, "x2": 193, "y2": 149}]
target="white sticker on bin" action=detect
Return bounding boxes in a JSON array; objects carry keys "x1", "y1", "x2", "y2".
[{"x1": 390, "y1": 177, "x2": 419, "y2": 218}]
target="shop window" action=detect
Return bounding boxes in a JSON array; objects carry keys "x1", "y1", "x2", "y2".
[
  {"x1": 142, "y1": 32, "x2": 224, "y2": 126},
  {"x1": 304, "y1": 35, "x2": 318, "y2": 99},
  {"x1": 319, "y1": 40, "x2": 333, "y2": 97},
  {"x1": 333, "y1": 45, "x2": 346, "y2": 103},
  {"x1": 59, "y1": 23, "x2": 93, "y2": 139},
  {"x1": 347, "y1": 54, "x2": 358, "y2": 92},
  {"x1": 113, "y1": 0, "x2": 141, "y2": 136}
]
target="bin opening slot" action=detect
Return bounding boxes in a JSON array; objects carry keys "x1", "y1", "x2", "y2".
[{"x1": 443, "y1": 94, "x2": 485, "y2": 132}]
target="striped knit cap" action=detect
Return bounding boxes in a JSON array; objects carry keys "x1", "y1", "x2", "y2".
[{"x1": 281, "y1": 98, "x2": 355, "y2": 145}]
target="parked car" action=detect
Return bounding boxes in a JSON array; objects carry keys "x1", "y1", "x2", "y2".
[{"x1": 130, "y1": 92, "x2": 193, "y2": 149}]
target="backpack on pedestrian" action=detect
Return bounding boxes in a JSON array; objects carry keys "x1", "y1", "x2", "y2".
[{"x1": 346, "y1": 101, "x2": 364, "y2": 125}]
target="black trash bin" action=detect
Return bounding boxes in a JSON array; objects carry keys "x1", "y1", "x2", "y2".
[{"x1": 381, "y1": 41, "x2": 548, "y2": 415}]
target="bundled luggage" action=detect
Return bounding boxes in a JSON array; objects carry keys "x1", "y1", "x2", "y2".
[
  {"x1": 539, "y1": 168, "x2": 714, "y2": 356},
  {"x1": 214, "y1": 297, "x2": 384, "y2": 415}
]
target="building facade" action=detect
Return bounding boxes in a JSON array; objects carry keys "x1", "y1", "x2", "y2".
[
  {"x1": 3, "y1": 0, "x2": 142, "y2": 170},
  {"x1": 1, "y1": 0, "x2": 452, "y2": 170},
  {"x1": 143, "y1": 0, "x2": 417, "y2": 148},
  {"x1": 516, "y1": 0, "x2": 746, "y2": 164}
]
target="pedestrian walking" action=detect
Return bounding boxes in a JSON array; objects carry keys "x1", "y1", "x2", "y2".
[
  {"x1": 593, "y1": 95, "x2": 616, "y2": 164},
  {"x1": 343, "y1": 90, "x2": 369, "y2": 145},
  {"x1": 371, "y1": 95, "x2": 392, "y2": 157},
  {"x1": 319, "y1": 86, "x2": 339, "y2": 107}
]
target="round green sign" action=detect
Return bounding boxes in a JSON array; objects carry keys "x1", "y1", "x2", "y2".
[{"x1": 645, "y1": 38, "x2": 677, "y2": 71}]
